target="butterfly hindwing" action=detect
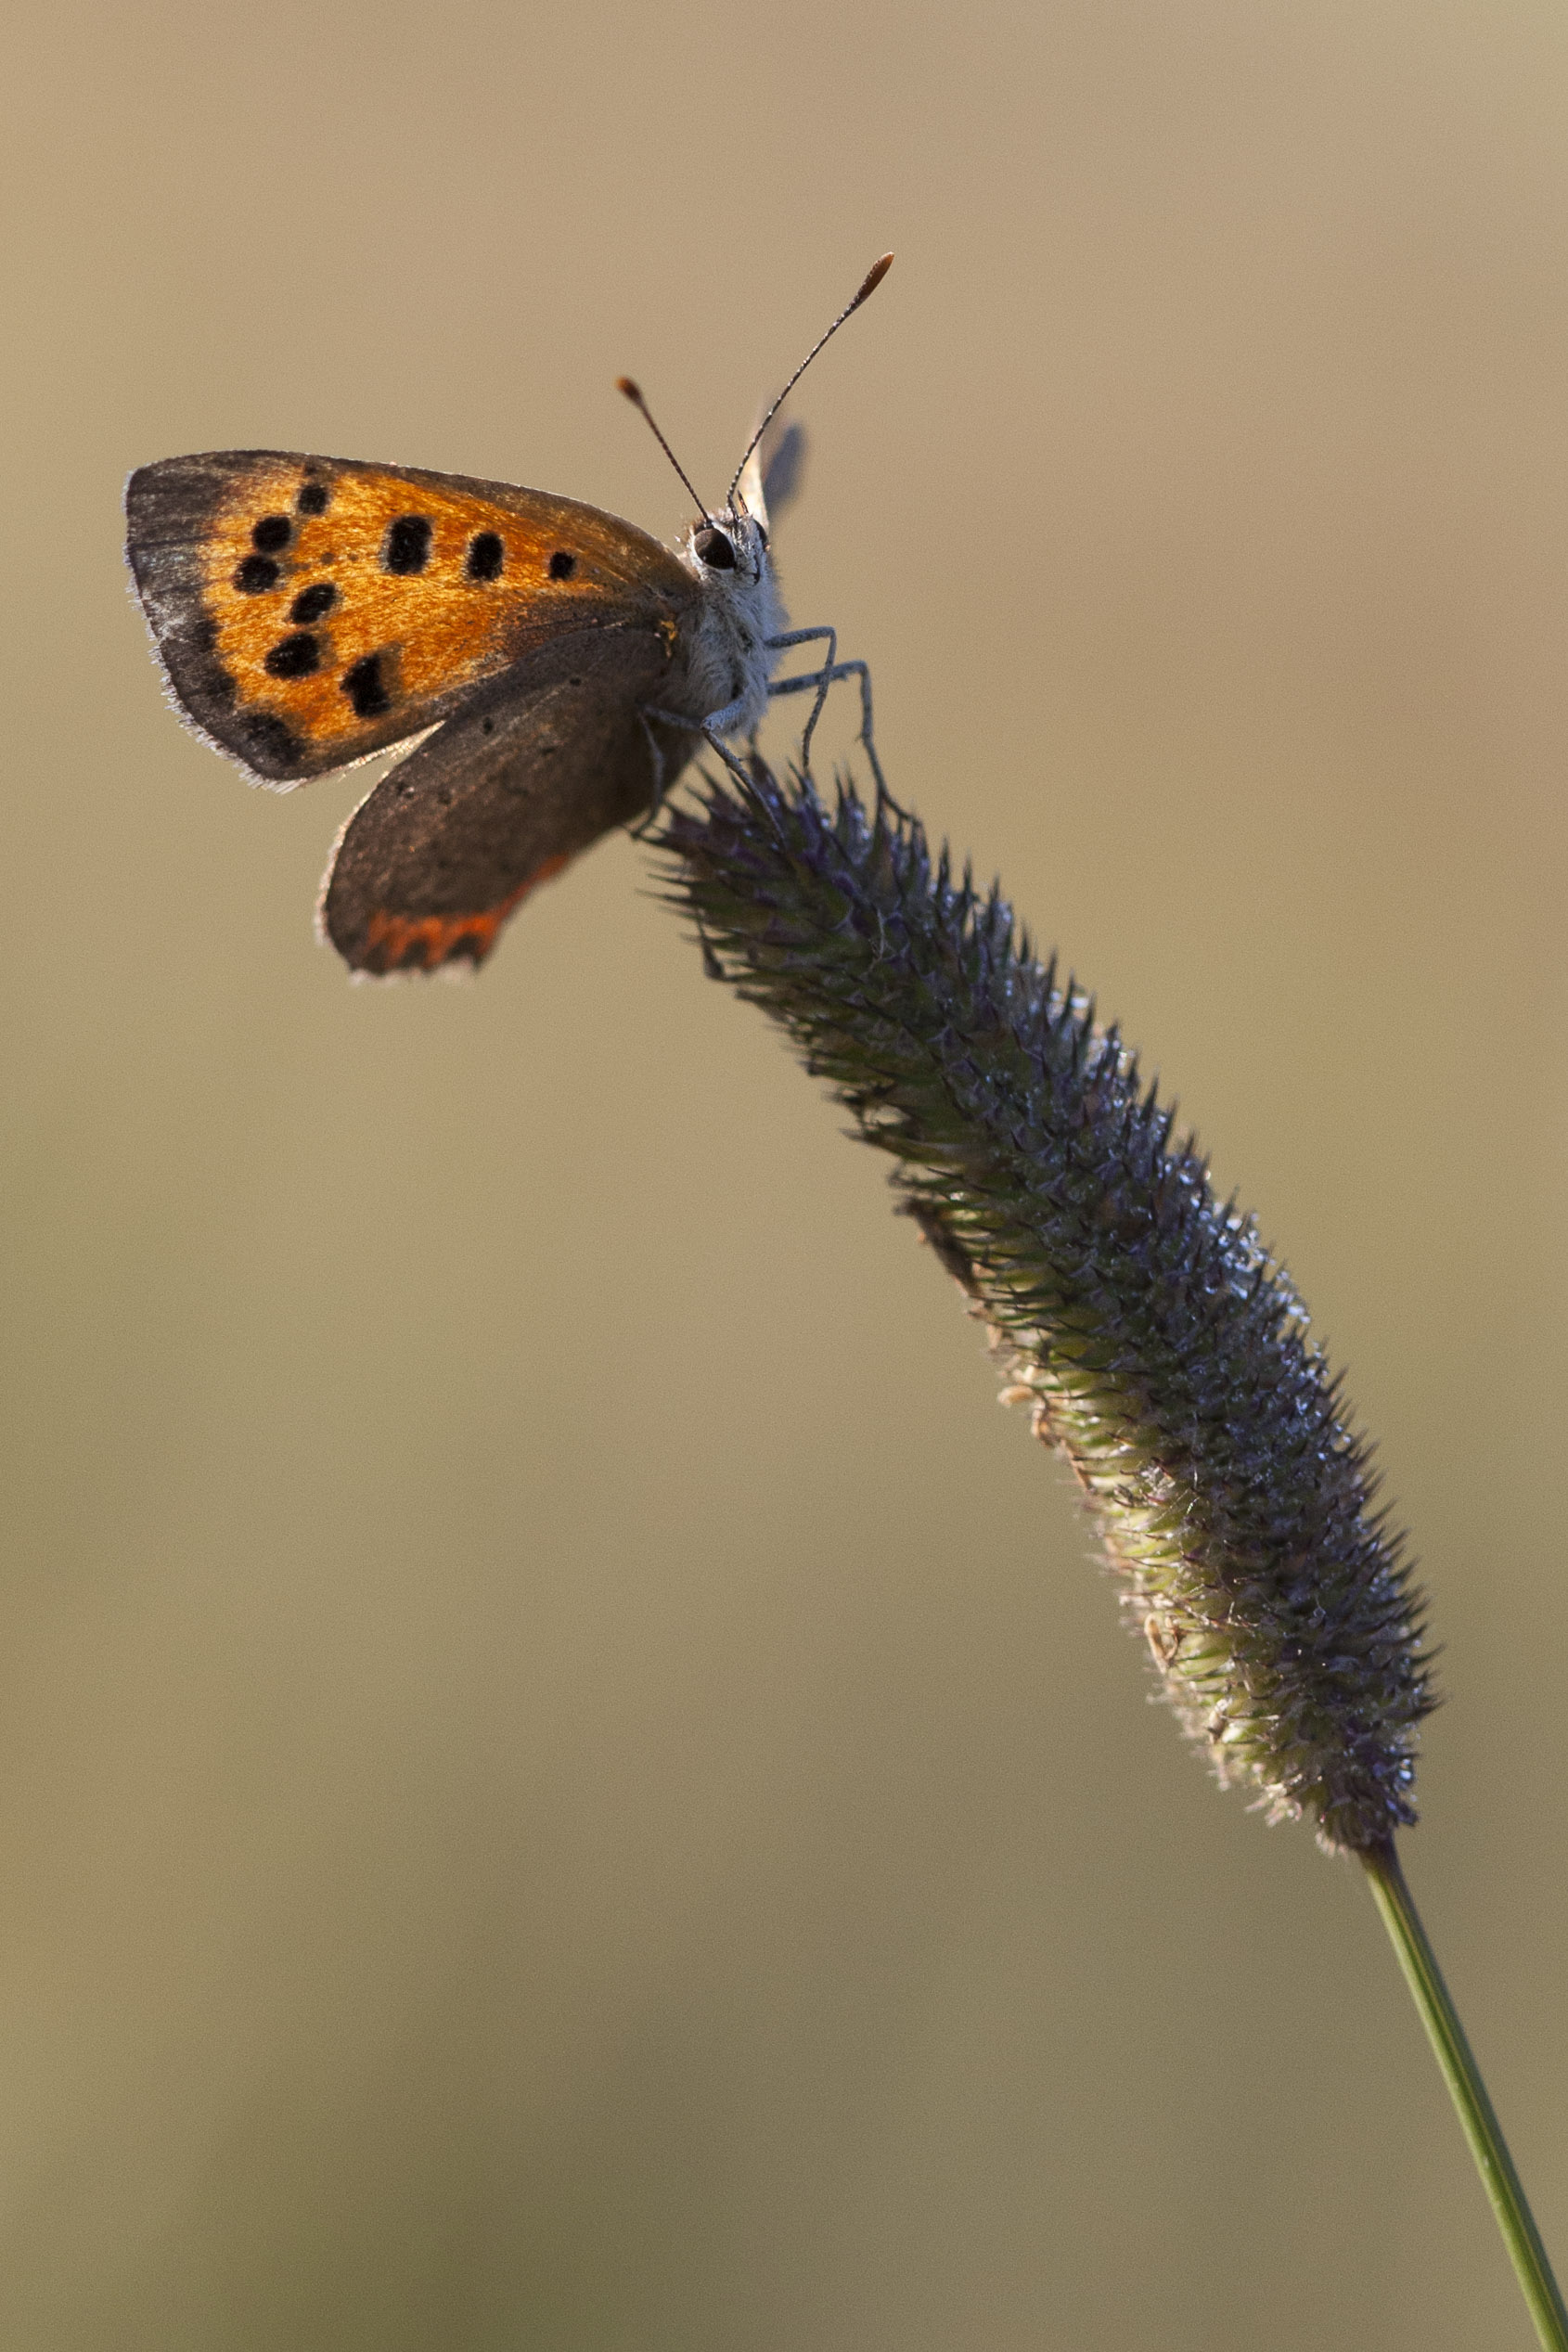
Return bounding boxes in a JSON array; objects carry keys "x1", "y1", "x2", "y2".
[
  {"x1": 125, "y1": 452, "x2": 697, "y2": 786},
  {"x1": 318, "y1": 626, "x2": 693, "y2": 974}
]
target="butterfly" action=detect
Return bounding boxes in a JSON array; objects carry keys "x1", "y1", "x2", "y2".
[{"x1": 125, "y1": 255, "x2": 893, "y2": 976}]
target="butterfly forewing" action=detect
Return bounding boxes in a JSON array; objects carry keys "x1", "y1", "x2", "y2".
[{"x1": 125, "y1": 452, "x2": 697, "y2": 784}]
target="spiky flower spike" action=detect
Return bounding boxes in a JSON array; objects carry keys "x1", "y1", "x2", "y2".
[
  {"x1": 659, "y1": 761, "x2": 1568, "y2": 2348},
  {"x1": 659, "y1": 762, "x2": 1434, "y2": 1857}
]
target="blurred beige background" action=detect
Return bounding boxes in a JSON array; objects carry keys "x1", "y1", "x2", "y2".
[{"x1": 5, "y1": 2, "x2": 1567, "y2": 2345}]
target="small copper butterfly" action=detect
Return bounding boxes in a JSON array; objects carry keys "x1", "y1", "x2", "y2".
[{"x1": 125, "y1": 255, "x2": 893, "y2": 975}]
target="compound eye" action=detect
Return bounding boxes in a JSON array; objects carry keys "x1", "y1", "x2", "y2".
[{"x1": 693, "y1": 526, "x2": 736, "y2": 571}]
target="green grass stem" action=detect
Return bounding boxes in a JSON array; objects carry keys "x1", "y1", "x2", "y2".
[{"x1": 1364, "y1": 1845, "x2": 1566, "y2": 2351}]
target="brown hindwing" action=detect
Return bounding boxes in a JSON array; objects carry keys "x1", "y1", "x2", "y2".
[
  {"x1": 319, "y1": 628, "x2": 694, "y2": 974},
  {"x1": 125, "y1": 452, "x2": 696, "y2": 785}
]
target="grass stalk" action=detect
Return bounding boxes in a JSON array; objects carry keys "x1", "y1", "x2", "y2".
[
  {"x1": 1364, "y1": 1845, "x2": 1566, "y2": 2352},
  {"x1": 661, "y1": 757, "x2": 1562, "y2": 2343}
]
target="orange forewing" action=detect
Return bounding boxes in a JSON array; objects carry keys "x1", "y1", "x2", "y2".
[
  {"x1": 128, "y1": 452, "x2": 695, "y2": 780},
  {"x1": 202, "y1": 456, "x2": 691, "y2": 765}
]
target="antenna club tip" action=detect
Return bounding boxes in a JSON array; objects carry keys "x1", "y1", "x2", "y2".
[
  {"x1": 615, "y1": 376, "x2": 643, "y2": 403},
  {"x1": 854, "y1": 252, "x2": 894, "y2": 307}
]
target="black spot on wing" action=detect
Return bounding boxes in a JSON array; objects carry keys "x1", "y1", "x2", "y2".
[
  {"x1": 289, "y1": 582, "x2": 337, "y2": 623},
  {"x1": 297, "y1": 482, "x2": 329, "y2": 515},
  {"x1": 548, "y1": 549, "x2": 576, "y2": 581},
  {"x1": 235, "y1": 555, "x2": 280, "y2": 593},
  {"x1": 383, "y1": 516, "x2": 432, "y2": 574},
  {"x1": 176, "y1": 611, "x2": 236, "y2": 710},
  {"x1": 241, "y1": 712, "x2": 305, "y2": 769},
  {"x1": 342, "y1": 652, "x2": 392, "y2": 719},
  {"x1": 263, "y1": 633, "x2": 320, "y2": 679},
  {"x1": 466, "y1": 532, "x2": 504, "y2": 582},
  {"x1": 252, "y1": 515, "x2": 292, "y2": 553}
]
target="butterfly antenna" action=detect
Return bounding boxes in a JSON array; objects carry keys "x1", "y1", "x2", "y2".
[
  {"x1": 727, "y1": 251, "x2": 894, "y2": 506},
  {"x1": 616, "y1": 378, "x2": 717, "y2": 527}
]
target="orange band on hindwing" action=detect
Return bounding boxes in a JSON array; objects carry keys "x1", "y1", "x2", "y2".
[{"x1": 360, "y1": 857, "x2": 571, "y2": 974}]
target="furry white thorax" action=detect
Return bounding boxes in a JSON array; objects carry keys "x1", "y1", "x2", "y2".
[{"x1": 668, "y1": 507, "x2": 789, "y2": 738}]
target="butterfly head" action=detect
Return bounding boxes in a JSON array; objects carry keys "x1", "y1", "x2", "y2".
[
  {"x1": 668, "y1": 501, "x2": 788, "y2": 739},
  {"x1": 685, "y1": 504, "x2": 770, "y2": 586},
  {"x1": 618, "y1": 247, "x2": 892, "y2": 598},
  {"x1": 681, "y1": 504, "x2": 786, "y2": 665}
]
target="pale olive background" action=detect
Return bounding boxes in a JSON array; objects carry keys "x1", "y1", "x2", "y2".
[{"x1": 5, "y1": 3, "x2": 1567, "y2": 2346}]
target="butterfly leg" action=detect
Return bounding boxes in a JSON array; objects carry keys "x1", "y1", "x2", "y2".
[
  {"x1": 765, "y1": 625, "x2": 839, "y2": 771},
  {"x1": 767, "y1": 656, "x2": 893, "y2": 804},
  {"x1": 628, "y1": 710, "x2": 675, "y2": 839},
  {"x1": 638, "y1": 705, "x2": 755, "y2": 797}
]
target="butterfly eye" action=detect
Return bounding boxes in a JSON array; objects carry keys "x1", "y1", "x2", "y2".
[{"x1": 693, "y1": 527, "x2": 736, "y2": 571}]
